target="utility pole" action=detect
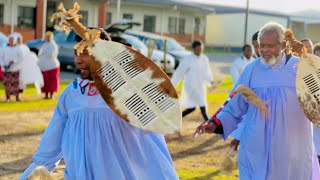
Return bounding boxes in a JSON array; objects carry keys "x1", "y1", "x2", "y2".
[
  {"x1": 117, "y1": 0, "x2": 121, "y2": 20},
  {"x1": 244, "y1": 0, "x2": 249, "y2": 44}
]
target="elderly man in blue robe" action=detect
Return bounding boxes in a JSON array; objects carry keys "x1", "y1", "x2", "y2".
[{"x1": 195, "y1": 22, "x2": 320, "y2": 180}]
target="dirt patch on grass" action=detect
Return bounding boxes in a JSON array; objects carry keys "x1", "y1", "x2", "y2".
[{"x1": 0, "y1": 108, "x2": 238, "y2": 179}]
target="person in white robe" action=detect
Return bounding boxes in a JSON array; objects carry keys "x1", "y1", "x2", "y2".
[
  {"x1": 171, "y1": 40, "x2": 213, "y2": 121},
  {"x1": 230, "y1": 44, "x2": 255, "y2": 86},
  {"x1": 14, "y1": 33, "x2": 44, "y2": 94},
  {"x1": 37, "y1": 31, "x2": 60, "y2": 99},
  {"x1": 195, "y1": 22, "x2": 320, "y2": 180},
  {"x1": 0, "y1": 34, "x2": 23, "y2": 102}
]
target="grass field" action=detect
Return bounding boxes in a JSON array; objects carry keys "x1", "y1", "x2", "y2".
[{"x1": 0, "y1": 77, "x2": 238, "y2": 179}]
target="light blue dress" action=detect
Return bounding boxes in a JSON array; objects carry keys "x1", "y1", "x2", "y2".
[
  {"x1": 217, "y1": 53, "x2": 320, "y2": 180},
  {"x1": 19, "y1": 78, "x2": 178, "y2": 180}
]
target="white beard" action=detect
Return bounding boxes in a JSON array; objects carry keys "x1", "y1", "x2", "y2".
[
  {"x1": 261, "y1": 56, "x2": 277, "y2": 66},
  {"x1": 261, "y1": 53, "x2": 283, "y2": 66}
]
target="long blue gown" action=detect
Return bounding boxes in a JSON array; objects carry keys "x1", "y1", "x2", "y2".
[
  {"x1": 217, "y1": 53, "x2": 320, "y2": 180},
  {"x1": 19, "y1": 78, "x2": 179, "y2": 180}
]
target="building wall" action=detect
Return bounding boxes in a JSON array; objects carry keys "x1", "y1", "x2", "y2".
[
  {"x1": 291, "y1": 21, "x2": 305, "y2": 40},
  {"x1": 61, "y1": 0, "x2": 100, "y2": 27},
  {"x1": 307, "y1": 24, "x2": 320, "y2": 43},
  {"x1": 0, "y1": 1, "x2": 205, "y2": 44},
  {"x1": 0, "y1": 0, "x2": 37, "y2": 41},
  {"x1": 107, "y1": 3, "x2": 205, "y2": 44},
  {"x1": 205, "y1": 13, "x2": 288, "y2": 47}
]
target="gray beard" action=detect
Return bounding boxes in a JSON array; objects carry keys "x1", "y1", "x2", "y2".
[
  {"x1": 261, "y1": 53, "x2": 283, "y2": 66},
  {"x1": 261, "y1": 56, "x2": 277, "y2": 66}
]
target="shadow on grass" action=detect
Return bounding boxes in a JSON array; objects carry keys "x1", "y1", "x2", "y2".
[
  {"x1": 171, "y1": 135, "x2": 221, "y2": 161},
  {"x1": 187, "y1": 170, "x2": 221, "y2": 180},
  {"x1": 0, "y1": 156, "x2": 31, "y2": 176},
  {"x1": 0, "y1": 130, "x2": 44, "y2": 142}
]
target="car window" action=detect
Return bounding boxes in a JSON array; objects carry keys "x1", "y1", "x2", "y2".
[
  {"x1": 123, "y1": 35, "x2": 146, "y2": 49},
  {"x1": 166, "y1": 39, "x2": 185, "y2": 51}
]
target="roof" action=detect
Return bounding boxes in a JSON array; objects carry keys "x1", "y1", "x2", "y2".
[
  {"x1": 290, "y1": 9, "x2": 320, "y2": 23},
  {"x1": 113, "y1": 0, "x2": 320, "y2": 22},
  {"x1": 118, "y1": 0, "x2": 216, "y2": 15}
]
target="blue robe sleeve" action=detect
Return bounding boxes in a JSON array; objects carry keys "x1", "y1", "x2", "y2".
[
  {"x1": 19, "y1": 92, "x2": 68, "y2": 180},
  {"x1": 230, "y1": 120, "x2": 245, "y2": 140},
  {"x1": 216, "y1": 61, "x2": 258, "y2": 140},
  {"x1": 217, "y1": 93, "x2": 248, "y2": 140}
]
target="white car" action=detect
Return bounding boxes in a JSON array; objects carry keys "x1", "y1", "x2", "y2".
[{"x1": 122, "y1": 34, "x2": 175, "y2": 74}]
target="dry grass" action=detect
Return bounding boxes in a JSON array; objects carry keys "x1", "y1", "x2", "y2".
[{"x1": 0, "y1": 77, "x2": 238, "y2": 179}]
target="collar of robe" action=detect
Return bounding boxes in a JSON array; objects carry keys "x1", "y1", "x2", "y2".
[{"x1": 74, "y1": 78, "x2": 99, "y2": 96}]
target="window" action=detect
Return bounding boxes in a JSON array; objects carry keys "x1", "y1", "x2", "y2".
[
  {"x1": 168, "y1": 17, "x2": 185, "y2": 34},
  {"x1": 178, "y1": 18, "x2": 185, "y2": 34},
  {"x1": 143, "y1": 15, "x2": 156, "y2": 33},
  {"x1": 168, "y1": 17, "x2": 177, "y2": 34},
  {"x1": 79, "y1": 10, "x2": 88, "y2": 26},
  {"x1": 123, "y1": 13, "x2": 133, "y2": 20},
  {"x1": 0, "y1": 4, "x2": 3, "y2": 25},
  {"x1": 107, "y1": 12, "x2": 112, "y2": 25},
  {"x1": 194, "y1": 17, "x2": 200, "y2": 35},
  {"x1": 18, "y1": 6, "x2": 36, "y2": 28}
]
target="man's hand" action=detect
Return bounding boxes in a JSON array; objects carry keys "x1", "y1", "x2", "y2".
[
  {"x1": 230, "y1": 139, "x2": 240, "y2": 151},
  {"x1": 193, "y1": 121, "x2": 217, "y2": 138}
]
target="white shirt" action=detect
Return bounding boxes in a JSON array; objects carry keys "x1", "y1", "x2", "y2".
[
  {"x1": 16, "y1": 44, "x2": 44, "y2": 91},
  {"x1": 0, "y1": 46, "x2": 23, "y2": 72},
  {"x1": 230, "y1": 55, "x2": 254, "y2": 85},
  {"x1": 38, "y1": 41, "x2": 60, "y2": 71},
  {"x1": 171, "y1": 53, "x2": 213, "y2": 108}
]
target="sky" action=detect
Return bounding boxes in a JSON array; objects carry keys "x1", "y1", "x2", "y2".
[{"x1": 185, "y1": 0, "x2": 319, "y2": 13}]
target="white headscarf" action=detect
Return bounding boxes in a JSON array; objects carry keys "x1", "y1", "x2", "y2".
[
  {"x1": 12, "y1": 32, "x2": 23, "y2": 45},
  {"x1": 8, "y1": 34, "x2": 17, "y2": 45}
]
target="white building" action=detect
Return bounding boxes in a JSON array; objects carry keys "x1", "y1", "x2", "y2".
[
  {"x1": 205, "y1": 6, "x2": 320, "y2": 51},
  {"x1": 1, "y1": 0, "x2": 319, "y2": 48},
  {"x1": 0, "y1": 0, "x2": 212, "y2": 45}
]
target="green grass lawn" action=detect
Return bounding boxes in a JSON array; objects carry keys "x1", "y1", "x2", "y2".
[
  {"x1": 0, "y1": 77, "x2": 233, "y2": 112},
  {"x1": 0, "y1": 81, "x2": 70, "y2": 111},
  {"x1": 0, "y1": 77, "x2": 236, "y2": 179}
]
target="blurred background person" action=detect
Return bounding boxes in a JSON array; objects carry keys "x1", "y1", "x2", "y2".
[
  {"x1": 37, "y1": 31, "x2": 60, "y2": 99},
  {"x1": 14, "y1": 33, "x2": 44, "y2": 94},
  {"x1": 301, "y1": 38, "x2": 314, "y2": 54},
  {"x1": 230, "y1": 44, "x2": 254, "y2": 85},
  {"x1": 0, "y1": 34, "x2": 23, "y2": 102}
]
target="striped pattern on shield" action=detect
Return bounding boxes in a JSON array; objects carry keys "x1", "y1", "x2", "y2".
[
  {"x1": 90, "y1": 39, "x2": 182, "y2": 134},
  {"x1": 296, "y1": 53, "x2": 320, "y2": 127}
]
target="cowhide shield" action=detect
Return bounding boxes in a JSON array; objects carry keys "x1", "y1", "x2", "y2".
[
  {"x1": 296, "y1": 53, "x2": 320, "y2": 127},
  {"x1": 90, "y1": 39, "x2": 182, "y2": 134}
]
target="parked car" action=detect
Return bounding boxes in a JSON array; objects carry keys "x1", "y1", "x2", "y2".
[
  {"x1": 124, "y1": 29, "x2": 191, "y2": 68},
  {"x1": 26, "y1": 30, "x2": 76, "y2": 71},
  {"x1": 26, "y1": 29, "x2": 175, "y2": 74},
  {"x1": 26, "y1": 30, "x2": 68, "y2": 55},
  {"x1": 119, "y1": 34, "x2": 175, "y2": 74}
]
